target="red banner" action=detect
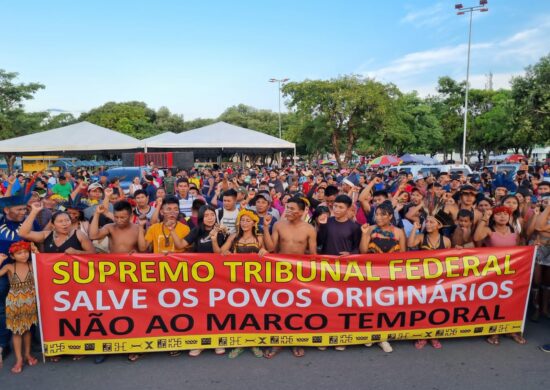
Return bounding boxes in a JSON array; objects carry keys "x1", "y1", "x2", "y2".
[{"x1": 33, "y1": 247, "x2": 535, "y2": 355}]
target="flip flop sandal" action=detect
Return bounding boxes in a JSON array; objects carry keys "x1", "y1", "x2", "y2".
[
  {"x1": 335, "y1": 346, "x2": 346, "y2": 351},
  {"x1": 291, "y1": 347, "x2": 305, "y2": 358},
  {"x1": 251, "y1": 347, "x2": 263, "y2": 358},
  {"x1": 128, "y1": 354, "x2": 143, "y2": 362},
  {"x1": 429, "y1": 339, "x2": 442, "y2": 349},
  {"x1": 215, "y1": 348, "x2": 226, "y2": 355},
  {"x1": 189, "y1": 349, "x2": 202, "y2": 357},
  {"x1": 264, "y1": 347, "x2": 283, "y2": 359},
  {"x1": 415, "y1": 340, "x2": 428, "y2": 350},
  {"x1": 168, "y1": 351, "x2": 182, "y2": 357},
  {"x1": 507, "y1": 333, "x2": 527, "y2": 345},
  {"x1": 11, "y1": 361, "x2": 24, "y2": 374},
  {"x1": 26, "y1": 356, "x2": 39, "y2": 366},
  {"x1": 72, "y1": 355, "x2": 85, "y2": 361},
  {"x1": 228, "y1": 348, "x2": 245, "y2": 359},
  {"x1": 48, "y1": 356, "x2": 61, "y2": 363},
  {"x1": 486, "y1": 335, "x2": 500, "y2": 345}
]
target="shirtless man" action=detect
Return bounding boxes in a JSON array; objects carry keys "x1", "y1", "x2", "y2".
[
  {"x1": 263, "y1": 197, "x2": 316, "y2": 359},
  {"x1": 264, "y1": 197, "x2": 316, "y2": 255},
  {"x1": 87, "y1": 199, "x2": 140, "y2": 364},
  {"x1": 89, "y1": 200, "x2": 139, "y2": 253}
]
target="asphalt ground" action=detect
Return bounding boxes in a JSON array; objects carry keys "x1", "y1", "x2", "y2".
[{"x1": 1, "y1": 320, "x2": 549, "y2": 390}]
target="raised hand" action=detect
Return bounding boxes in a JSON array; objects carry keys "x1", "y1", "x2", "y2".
[
  {"x1": 155, "y1": 197, "x2": 163, "y2": 209},
  {"x1": 361, "y1": 223, "x2": 370, "y2": 234},
  {"x1": 104, "y1": 187, "x2": 113, "y2": 197},
  {"x1": 96, "y1": 204, "x2": 106, "y2": 215},
  {"x1": 209, "y1": 226, "x2": 220, "y2": 239},
  {"x1": 30, "y1": 202, "x2": 43, "y2": 213},
  {"x1": 264, "y1": 214, "x2": 273, "y2": 226}
]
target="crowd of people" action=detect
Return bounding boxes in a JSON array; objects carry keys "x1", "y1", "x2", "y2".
[{"x1": 0, "y1": 160, "x2": 549, "y2": 373}]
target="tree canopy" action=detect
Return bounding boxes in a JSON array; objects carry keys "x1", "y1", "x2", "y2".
[{"x1": 0, "y1": 53, "x2": 548, "y2": 169}]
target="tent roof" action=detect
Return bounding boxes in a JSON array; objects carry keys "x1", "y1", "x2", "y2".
[
  {"x1": 142, "y1": 131, "x2": 176, "y2": 143},
  {"x1": 146, "y1": 122, "x2": 295, "y2": 150},
  {"x1": 0, "y1": 121, "x2": 144, "y2": 153}
]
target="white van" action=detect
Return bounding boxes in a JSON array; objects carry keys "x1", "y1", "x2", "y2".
[
  {"x1": 433, "y1": 164, "x2": 473, "y2": 175},
  {"x1": 386, "y1": 165, "x2": 441, "y2": 178}
]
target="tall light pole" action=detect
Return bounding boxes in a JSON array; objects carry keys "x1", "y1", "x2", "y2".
[
  {"x1": 455, "y1": 1, "x2": 488, "y2": 166},
  {"x1": 269, "y1": 78, "x2": 289, "y2": 139},
  {"x1": 269, "y1": 78, "x2": 289, "y2": 167}
]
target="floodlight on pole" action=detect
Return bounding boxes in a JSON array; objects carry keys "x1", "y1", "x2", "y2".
[
  {"x1": 269, "y1": 78, "x2": 289, "y2": 140},
  {"x1": 455, "y1": 1, "x2": 489, "y2": 166}
]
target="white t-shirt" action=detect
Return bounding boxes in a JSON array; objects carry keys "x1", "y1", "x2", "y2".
[{"x1": 217, "y1": 208, "x2": 239, "y2": 235}]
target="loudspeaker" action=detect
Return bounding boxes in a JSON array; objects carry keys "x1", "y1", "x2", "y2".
[
  {"x1": 173, "y1": 152, "x2": 194, "y2": 170},
  {"x1": 122, "y1": 153, "x2": 134, "y2": 167}
]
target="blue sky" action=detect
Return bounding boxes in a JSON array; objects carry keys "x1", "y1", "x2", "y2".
[{"x1": 2, "y1": 0, "x2": 549, "y2": 119}]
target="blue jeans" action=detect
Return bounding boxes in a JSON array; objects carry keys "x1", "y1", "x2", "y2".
[{"x1": 0, "y1": 273, "x2": 11, "y2": 348}]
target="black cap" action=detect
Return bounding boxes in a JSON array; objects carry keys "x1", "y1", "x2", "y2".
[
  {"x1": 451, "y1": 174, "x2": 461, "y2": 181},
  {"x1": 470, "y1": 176, "x2": 481, "y2": 184},
  {"x1": 460, "y1": 184, "x2": 477, "y2": 193}
]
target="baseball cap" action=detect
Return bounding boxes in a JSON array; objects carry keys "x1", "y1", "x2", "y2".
[
  {"x1": 236, "y1": 186, "x2": 248, "y2": 196},
  {"x1": 254, "y1": 193, "x2": 272, "y2": 203},
  {"x1": 88, "y1": 182, "x2": 104, "y2": 191},
  {"x1": 460, "y1": 184, "x2": 477, "y2": 194}
]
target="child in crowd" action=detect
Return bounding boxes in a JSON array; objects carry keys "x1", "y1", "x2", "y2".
[{"x1": 0, "y1": 241, "x2": 38, "y2": 374}]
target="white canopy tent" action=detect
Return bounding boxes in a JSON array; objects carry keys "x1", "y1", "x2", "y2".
[
  {"x1": 142, "y1": 131, "x2": 175, "y2": 144},
  {"x1": 0, "y1": 121, "x2": 144, "y2": 153},
  {"x1": 146, "y1": 122, "x2": 295, "y2": 152}
]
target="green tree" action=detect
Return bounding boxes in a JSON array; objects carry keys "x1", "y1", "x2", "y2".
[
  {"x1": 469, "y1": 89, "x2": 514, "y2": 164},
  {"x1": 393, "y1": 92, "x2": 443, "y2": 155},
  {"x1": 0, "y1": 69, "x2": 46, "y2": 172},
  {"x1": 182, "y1": 117, "x2": 216, "y2": 131},
  {"x1": 217, "y1": 104, "x2": 283, "y2": 137},
  {"x1": 283, "y1": 76, "x2": 397, "y2": 166},
  {"x1": 428, "y1": 76, "x2": 466, "y2": 160},
  {"x1": 510, "y1": 53, "x2": 550, "y2": 156},
  {"x1": 42, "y1": 112, "x2": 78, "y2": 130},
  {"x1": 154, "y1": 106, "x2": 186, "y2": 133},
  {"x1": 79, "y1": 101, "x2": 158, "y2": 139}
]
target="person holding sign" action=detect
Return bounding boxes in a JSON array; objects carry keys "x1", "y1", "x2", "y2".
[
  {"x1": 19, "y1": 203, "x2": 95, "y2": 256},
  {"x1": 359, "y1": 200, "x2": 406, "y2": 353},
  {"x1": 407, "y1": 202, "x2": 453, "y2": 350},
  {"x1": 138, "y1": 196, "x2": 190, "y2": 254},
  {"x1": 473, "y1": 205, "x2": 526, "y2": 346},
  {"x1": 216, "y1": 209, "x2": 267, "y2": 359},
  {"x1": 262, "y1": 196, "x2": 316, "y2": 359}
]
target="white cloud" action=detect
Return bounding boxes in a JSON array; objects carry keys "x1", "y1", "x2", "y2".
[
  {"x1": 364, "y1": 43, "x2": 492, "y2": 81},
  {"x1": 401, "y1": 3, "x2": 450, "y2": 28},
  {"x1": 360, "y1": 14, "x2": 550, "y2": 95},
  {"x1": 500, "y1": 28, "x2": 538, "y2": 45}
]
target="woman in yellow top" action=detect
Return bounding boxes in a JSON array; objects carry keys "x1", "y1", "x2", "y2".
[{"x1": 213, "y1": 209, "x2": 268, "y2": 359}]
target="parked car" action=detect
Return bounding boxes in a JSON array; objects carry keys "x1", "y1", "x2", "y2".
[
  {"x1": 105, "y1": 166, "x2": 148, "y2": 194},
  {"x1": 385, "y1": 165, "x2": 441, "y2": 178},
  {"x1": 433, "y1": 164, "x2": 473, "y2": 176}
]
